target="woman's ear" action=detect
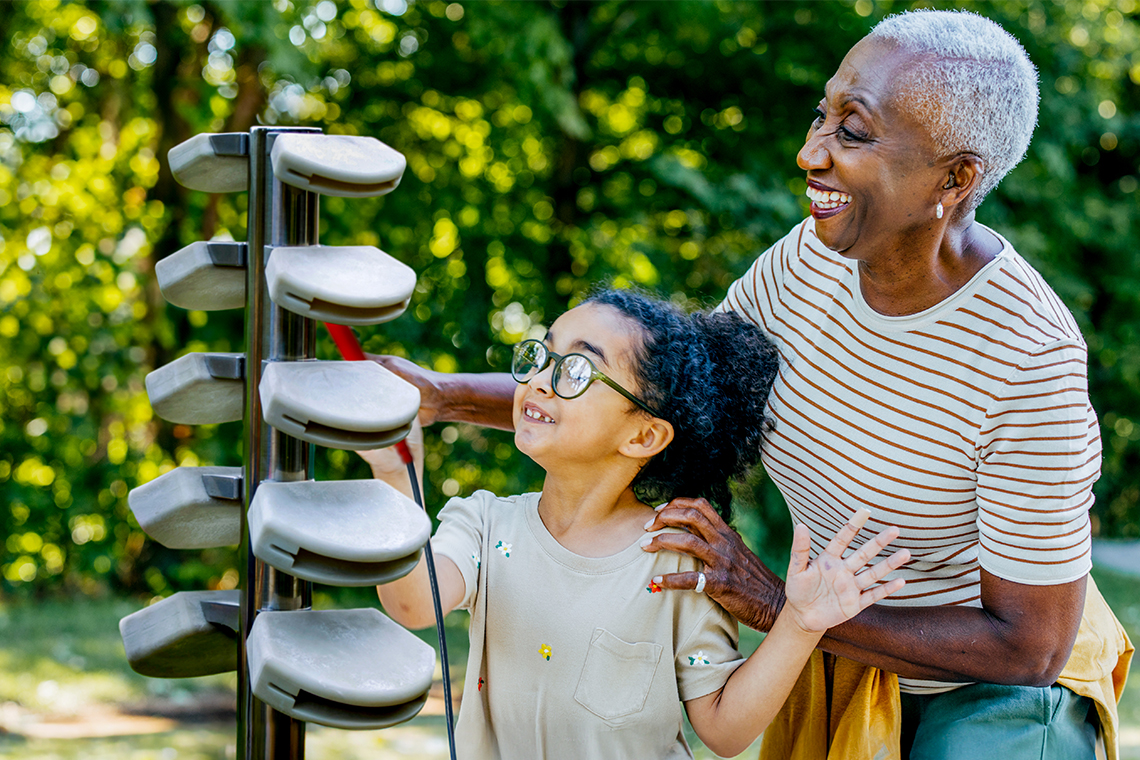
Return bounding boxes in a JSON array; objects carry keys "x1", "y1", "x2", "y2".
[
  {"x1": 940, "y1": 154, "x2": 984, "y2": 215},
  {"x1": 619, "y1": 418, "x2": 674, "y2": 461}
]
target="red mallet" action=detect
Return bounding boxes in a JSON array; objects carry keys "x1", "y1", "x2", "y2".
[{"x1": 322, "y1": 323, "x2": 413, "y2": 465}]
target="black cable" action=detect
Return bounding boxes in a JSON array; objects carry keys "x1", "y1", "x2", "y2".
[{"x1": 405, "y1": 459, "x2": 458, "y2": 760}]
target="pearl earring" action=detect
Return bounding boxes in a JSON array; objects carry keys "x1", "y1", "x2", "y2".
[{"x1": 936, "y1": 202, "x2": 944, "y2": 219}]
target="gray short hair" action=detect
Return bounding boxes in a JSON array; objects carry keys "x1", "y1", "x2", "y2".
[{"x1": 870, "y1": 9, "x2": 1039, "y2": 211}]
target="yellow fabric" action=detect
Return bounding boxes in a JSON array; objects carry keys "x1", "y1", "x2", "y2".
[
  {"x1": 759, "y1": 649, "x2": 901, "y2": 760},
  {"x1": 759, "y1": 577, "x2": 1133, "y2": 760},
  {"x1": 1057, "y1": 576, "x2": 1134, "y2": 760}
]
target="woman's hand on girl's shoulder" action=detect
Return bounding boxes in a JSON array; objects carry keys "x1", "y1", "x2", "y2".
[
  {"x1": 641, "y1": 497, "x2": 788, "y2": 632},
  {"x1": 784, "y1": 509, "x2": 910, "y2": 634}
]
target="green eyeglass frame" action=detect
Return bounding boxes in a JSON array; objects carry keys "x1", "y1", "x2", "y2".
[{"x1": 511, "y1": 339, "x2": 658, "y2": 416}]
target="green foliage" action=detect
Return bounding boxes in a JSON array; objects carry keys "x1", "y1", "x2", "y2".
[{"x1": 1, "y1": 0, "x2": 1138, "y2": 597}]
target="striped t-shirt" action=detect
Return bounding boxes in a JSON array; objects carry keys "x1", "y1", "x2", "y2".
[{"x1": 719, "y1": 218, "x2": 1099, "y2": 693}]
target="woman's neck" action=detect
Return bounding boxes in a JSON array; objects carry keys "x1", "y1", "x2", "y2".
[
  {"x1": 537, "y1": 470, "x2": 656, "y2": 558},
  {"x1": 857, "y1": 217, "x2": 1003, "y2": 316}
]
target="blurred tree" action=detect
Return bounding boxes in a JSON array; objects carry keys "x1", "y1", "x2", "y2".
[{"x1": 1, "y1": 0, "x2": 1137, "y2": 598}]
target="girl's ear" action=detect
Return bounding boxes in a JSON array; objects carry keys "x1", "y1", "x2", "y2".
[{"x1": 619, "y1": 417, "x2": 674, "y2": 461}]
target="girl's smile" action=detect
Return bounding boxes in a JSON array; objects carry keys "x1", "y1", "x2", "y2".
[{"x1": 522, "y1": 402, "x2": 555, "y2": 424}]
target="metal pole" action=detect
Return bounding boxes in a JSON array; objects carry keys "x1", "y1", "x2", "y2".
[{"x1": 239, "y1": 125, "x2": 322, "y2": 760}]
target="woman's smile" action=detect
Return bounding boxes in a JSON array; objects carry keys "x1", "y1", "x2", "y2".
[{"x1": 805, "y1": 180, "x2": 851, "y2": 218}]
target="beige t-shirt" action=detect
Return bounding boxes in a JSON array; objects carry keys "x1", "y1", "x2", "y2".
[{"x1": 430, "y1": 490, "x2": 743, "y2": 760}]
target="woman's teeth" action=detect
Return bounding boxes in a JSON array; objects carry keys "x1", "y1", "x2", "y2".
[
  {"x1": 806, "y1": 186, "x2": 851, "y2": 209},
  {"x1": 525, "y1": 408, "x2": 553, "y2": 423}
]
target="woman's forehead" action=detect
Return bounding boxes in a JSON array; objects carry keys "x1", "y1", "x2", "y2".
[{"x1": 828, "y1": 37, "x2": 913, "y2": 111}]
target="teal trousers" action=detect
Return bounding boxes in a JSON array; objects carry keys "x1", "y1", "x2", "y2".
[{"x1": 900, "y1": 683, "x2": 1097, "y2": 760}]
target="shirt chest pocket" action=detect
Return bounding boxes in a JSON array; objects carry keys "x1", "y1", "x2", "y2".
[{"x1": 573, "y1": 628, "x2": 663, "y2": 725}]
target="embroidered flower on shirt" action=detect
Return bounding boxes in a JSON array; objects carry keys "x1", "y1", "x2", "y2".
[
  {"x1": 646, "y1": 580, "x2": 662, "y2": 593},
  {"x1": 688, "y1": 651, "x2": 710, "y2": 666},
  {"x1": 472, "y1": 552, "x2": 480, "y2": 569},
  {"x1": 495, "y1": 541, "x2": 512, "y2": 558},
  {"x1": 478, "y1": 677, "x2": 484, "y2": 691},
  {"x1": 539, "y1": 644, "x2": 552, "y2": 661}
]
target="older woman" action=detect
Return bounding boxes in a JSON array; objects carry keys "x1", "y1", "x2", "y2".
[
  {"x1": 377, "y1": 10, "x2": 1130, "y2": 759},
  {"x1": 635, "y1": 10, "x2": 1129, "y2": 760}
]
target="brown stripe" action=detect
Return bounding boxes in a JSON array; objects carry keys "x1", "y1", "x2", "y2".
[
  {"x1": 959, "y1": 307, "x2": 1043, "y2": 345},
  {"x1": 980, "y1": 449, "x2": 1100, "y2": 473},
  {"x1": 979, "y1": 483, "x2": 1093, "y2": 503},
  {"x1": 770, "y1": 387, "x2": 975, "y2": 485},
  {"x1": 985, "y1": 392, "x2": 1087, "y2": 409},
  {"x1": 977, "y1": 490, "x2": 1095, "y2": 514},
  {"x1": 778, "y1": 341, "x2": 978, "y2": 447},
  {"x1": 978, "y1": 516, "x2": 1089, "y2": 543},
  {"x1": 911, "y1": 327, "x2": 1021, "y2": 371},
  {"x1": 993, "y1": 275, "x2": 1066, "y2": 336},
  {"x1": 888, "y1": 584, "x2": 979, "y2": 602},
  {"x1": 940, "y1": 321, "x2": 1035, "y2": 358},
  {"x1": 978, "y1": 457, "x2": 1100, "y2": 483},
  {"x1": 980, "y1": 542, "x2": 1091, "y2": 566},
  {"x1": 779, "y1": 366, "x2": 973, "y2": 463},
  {"x1": 822, "y1": 298, "x2": 1006, "y2": 402},
  {"x1": 983, "y1": 434, "x2": 1095, "y2": 447},
  {"x1": 1004, "y1": 371, "x2": 1086, "y2": 388},
  {"x1": 892, "y1": 564, "x2": 977, "y2": 584},
  {"x1": 764, "y1": 442, "x2": 975, "y2": 516},
  {"x1": 981, "y1": 531, "x2": 1089, "y2": 554},
  {"x1": 979, "y1": 414, "x2": 1092, "y2": 434},
  {"x1": 974, "y1": 294, "x2": 1065, "y2": 342}
]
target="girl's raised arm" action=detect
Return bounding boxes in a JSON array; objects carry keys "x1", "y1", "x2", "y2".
[
  {"x1": 684, "y1": 510, "x2": 909, "y2": 758},
  {"x1": 357, "y1": 422, "x2": 467, "y2": 630}
]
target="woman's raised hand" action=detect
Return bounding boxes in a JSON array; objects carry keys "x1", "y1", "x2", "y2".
[
  {"x1": 784, "y1": 509, "x2": 909, "y2": 633},
  {"x1": 367, "y1": 354, "x2": 446, "y2": 426}
]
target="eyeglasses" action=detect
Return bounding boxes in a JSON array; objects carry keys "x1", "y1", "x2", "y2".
[{"x1": 511, "y1": 339, "x2": 657, "y2": 416}]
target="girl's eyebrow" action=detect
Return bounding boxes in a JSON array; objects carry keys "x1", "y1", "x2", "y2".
[
  {"x1": 570, "y1": 339, "x2": 608, "y2": 366},
  {"x1": 545, "y1": 329, "x2": 609, "y2": 366}
]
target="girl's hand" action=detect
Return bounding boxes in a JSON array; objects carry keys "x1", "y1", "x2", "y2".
[
  {"x1": 356, "y1": 418, "x2": 424, "y2": 480},
  {"x1": 784, "y1": 509, "x2": 909, "y2": 634}
]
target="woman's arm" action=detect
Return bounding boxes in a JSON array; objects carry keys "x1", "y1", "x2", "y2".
[
  {"x1": 368, "y1": 354, "x2": 517, "y2": 431},
  {"x1": 357, "y1": 423, "x2": 467, "y2": 630},
  {"x1": 685, "y1": 511, "x2": 908, "y2": 758},
  {"x1": 818, "y1": 572, "x2": 1086, "y2": 686},
  {"x1": 643, "y1": 497, "x2": 1087, "y2": 686}
]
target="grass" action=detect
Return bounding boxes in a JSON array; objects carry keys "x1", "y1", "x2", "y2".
[{"x1": 0, "y1": 565, "x2": 1135, "y2": 759}]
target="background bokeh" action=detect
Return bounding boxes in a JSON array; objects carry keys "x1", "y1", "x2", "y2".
[{"x1": 1, "y1": 0, "x2": 1138, "y2": 603}]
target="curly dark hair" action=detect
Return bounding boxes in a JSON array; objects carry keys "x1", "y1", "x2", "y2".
[{"x1": 584, "y1": 289, "x2": 778, "y2": 519}]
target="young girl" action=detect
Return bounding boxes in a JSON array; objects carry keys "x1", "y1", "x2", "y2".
[{"x1": 362, "y1": 290, "x2": 908, "y2": 759}]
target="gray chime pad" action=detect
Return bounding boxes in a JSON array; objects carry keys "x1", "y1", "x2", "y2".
[
  {"x1": 270, "y1": 134, "x2": 406, "y2": 198},
  {"x1": 168, "y1": 133, "x2": 249, "y2": 193},
  {"x1": 249, "y1": 479, "x2": 429, "y2": 586},
  {"x1": 120, "y1": 590, "x2": 240, "y2": 678},
  {"x1": 247, "y1": 608, "x2": 434, "y2": 730},
  {"x1": 128, "y1": 466, "x2": 242, "y2": 549},
  {"x1": 265, "y1": 245, "x2": 415, "y2": 326},
  {"x1": 155, "y1": 241, "x2": 247, "y2": 311},
  {"x1": 259, "y1": 361, "x2": 419, "y2": 450},
  {"x1": 146, "y1": 352, "x2": 244, "y2": 425}
]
